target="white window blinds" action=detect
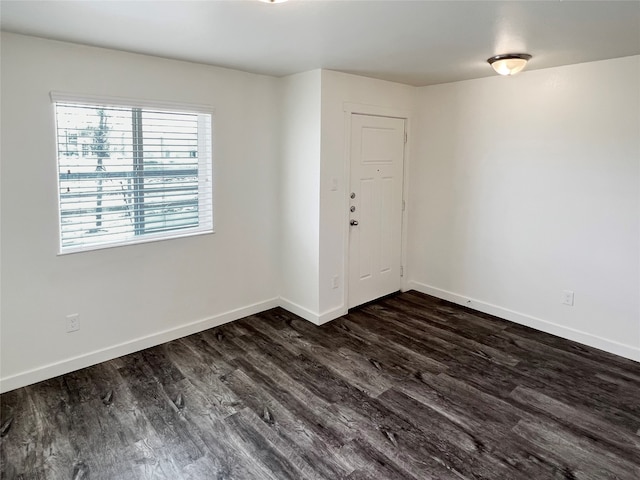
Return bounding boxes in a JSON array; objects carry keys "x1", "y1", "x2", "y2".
[{"x1": 52, "y1": 93, "x2": 213, "y2": 253}]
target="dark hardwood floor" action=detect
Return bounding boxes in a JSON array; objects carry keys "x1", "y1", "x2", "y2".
[{"x1": 2, "y1": 291, "x2": 639, "y2": 479}]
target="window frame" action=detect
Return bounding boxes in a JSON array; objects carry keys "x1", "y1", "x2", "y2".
[{"x1": 51, "y1": 92, "x2": 215, "y2": 255}]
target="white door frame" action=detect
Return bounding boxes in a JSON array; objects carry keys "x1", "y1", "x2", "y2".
[{"x1": 342, "y1": 102, "x2": 412, "y2": 311}]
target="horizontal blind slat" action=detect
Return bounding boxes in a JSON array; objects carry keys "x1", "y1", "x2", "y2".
[
  {"x1": 61, "y1": 215, "x2": 204, "y2": 235},
  {"x1": 56, "y1": 99, "x2": 213, "y2": 253}
]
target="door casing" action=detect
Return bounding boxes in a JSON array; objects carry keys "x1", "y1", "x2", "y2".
[{"x1": 342, "y1": 103, "x2": 411, "y2": 311}]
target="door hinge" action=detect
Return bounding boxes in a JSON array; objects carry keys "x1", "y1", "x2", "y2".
[
  {"x1": 404, "y1": 131, "x2": 408, "y2": 144},
  {"x1": 402, "y1": 200, "x2": 405, "y2": 211},
  {"x1": 400, "y1": 266, "x2": 404, "y2": 277}
]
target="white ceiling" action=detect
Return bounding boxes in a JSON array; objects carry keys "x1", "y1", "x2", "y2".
[{"x1": 1, "y1": 0, "x2": 639, "y2": 86}]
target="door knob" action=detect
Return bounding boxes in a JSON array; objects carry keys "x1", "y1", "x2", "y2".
[{"x1": 350, "y1": 220, "x2": 359, "y2": 226}]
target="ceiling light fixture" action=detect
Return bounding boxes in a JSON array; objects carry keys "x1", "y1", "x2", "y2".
[
  {"x1": 487, "y1": 54, "x2": 532, "y2": 76},
  {"x1": 259, "y1": 0, "x2": 288, "y2": 3}
]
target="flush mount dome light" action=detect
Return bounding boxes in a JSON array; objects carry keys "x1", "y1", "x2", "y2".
[{"x1": 487, "y1": 54, "x2": 532, "y2": 76}]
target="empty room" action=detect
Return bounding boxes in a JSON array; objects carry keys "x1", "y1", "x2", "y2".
[{"x1": 1, "y1": 1, "x2": 639, "y2": 479}]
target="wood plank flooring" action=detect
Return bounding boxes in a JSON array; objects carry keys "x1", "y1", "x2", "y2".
[{"x1": 2, "y1": 291, "x2": 639, "y2": 479}]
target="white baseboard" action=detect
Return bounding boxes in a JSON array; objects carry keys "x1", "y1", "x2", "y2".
[
  {"x1": 6, "y1": 283, "x2": 635, "y2": 393},
  {"x1": 317, "y1": 305, "x2": 348, "y2": 325},
  {"x1": 0, "y1": 297, "x2": 280, "y2": 393},
  {"x1": 278, "y1": 297, "x2": 320, "y2": 323},
  {"x1": 407, "y1": 281, "x2": 640, "y2": 363},
  {"x1": 278, "y1": 297, "x2": 346, "y2": 326}
]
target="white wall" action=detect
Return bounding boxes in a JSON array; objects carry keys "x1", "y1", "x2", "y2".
[
  {"x1": 2, "y1": 33, "x2": 637, "y2": 392},
  {"x1": 279, "y1": 70, "x2": 322, "y2": 317},
  {"x1": 319, "y1": 70, "x2": 415, "y2": 319},
  {"x1": 278, "y1": 69, "x2": 414, "y2": 323},
  {"x1": 408, "y1": 56, "x2": 640, "y2": 361},
  {"x1": 0, "y1": 33, "x2": 281, "y2": 391}
]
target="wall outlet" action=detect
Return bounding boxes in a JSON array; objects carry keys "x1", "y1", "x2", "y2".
[
  {"x1": 331, "y1": 275, "x2": 339, "y2": 289},
  {"x1": 66, "y1": 313, "x2": 80, "y2": 332},
  {"x1": 561, "y1": 290, "x2": 574, "y2": 306}
]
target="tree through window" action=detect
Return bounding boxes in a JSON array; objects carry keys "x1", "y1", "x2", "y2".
[{"x1": 53, "y1": 94, "x2": 213, "y2": 253}]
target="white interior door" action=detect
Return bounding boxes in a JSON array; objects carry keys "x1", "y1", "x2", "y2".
[{"x1": 348, "y1": 114, "x2": 405, "y2": 309}]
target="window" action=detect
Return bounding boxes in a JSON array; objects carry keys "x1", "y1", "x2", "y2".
[{"x1": 52, "y1": 93, "x2": 213, "y2": 254}]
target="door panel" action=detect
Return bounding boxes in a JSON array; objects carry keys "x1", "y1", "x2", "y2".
[
  {"x1": 358, "y1": 177, "x2": 375, "y2": 280},
  {"x1": 348, "y1": 114, "x2": 405, "y2": 309},
  {"x1": 380, "y1": 176, "x2": 394, "y2": 273}
]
